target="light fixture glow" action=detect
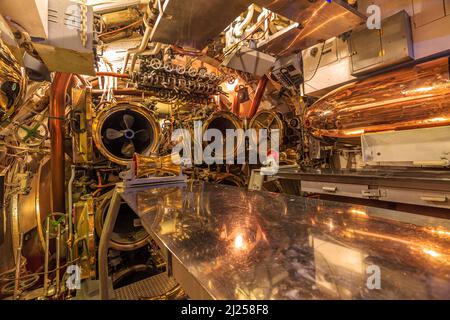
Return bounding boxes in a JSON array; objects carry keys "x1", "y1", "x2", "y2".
[
  {"x1": 234, "y1": 233, "x2": 245, "y2": 250},
  {"x1": 422, "y1": 248, "x2": 441, "y2": 258}
]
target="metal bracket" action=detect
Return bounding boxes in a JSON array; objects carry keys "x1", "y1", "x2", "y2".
[
  {"x1": 361, "y1": 189, "x2": 381, "y2": 198},
  {"x1": 123, "y1": 175, "x2": 187, "y2": 189},
  {"x1": 420, "y1": 195, "x2": 447, "y2": 203}
]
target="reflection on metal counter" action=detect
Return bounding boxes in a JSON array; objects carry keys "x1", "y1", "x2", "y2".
[
  {"x1": 109, "y1": 182, "x2": 450, "y2": 300},
  {"x1": 2, "y1": 0, "x2": 450, "y2": 304}
]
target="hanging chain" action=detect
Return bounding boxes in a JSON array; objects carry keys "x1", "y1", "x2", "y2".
[{"x1": 80, "y1": 0, "x2": 88, "y2": 47}]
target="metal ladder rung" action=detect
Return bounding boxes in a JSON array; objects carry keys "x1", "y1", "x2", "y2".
[{"x1": 113, "y1": 273, "x2": 178, "y2": 300}]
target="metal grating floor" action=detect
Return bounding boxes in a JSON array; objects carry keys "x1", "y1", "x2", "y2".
[{"x1": 114, "y1": 272, "x2": 178, "y2": 300}]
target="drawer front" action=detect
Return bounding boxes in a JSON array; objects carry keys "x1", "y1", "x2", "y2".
[
  {"x1": 301, "y1": 181, "x2": 371, "y2": 199},
  {"x1": 382, "y1": 188, "x2": 450, "y2": 209}
]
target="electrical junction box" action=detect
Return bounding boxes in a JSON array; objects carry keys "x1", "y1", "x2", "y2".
[
  {"x1": 272, "y1": 53, "x2": 303, "y2": 92},
  {"x1": 349, "y1": 10, "x2": 414, "y2": 76},
  {"x1": 358, "y1": 0, "x2": 450, "y2": 59},
  {"x1": 302, "y1": 36, "x2": 356, "y2": 97},
  {"x1": 222, "y1": 46, "x2": 276, "y2": 77}
]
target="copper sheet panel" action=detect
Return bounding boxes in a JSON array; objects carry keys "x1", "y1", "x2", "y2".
[
  {"x1": 120, "y1": 182, "x2": 450, "y2": 299},
  {"x1": 257, "y1": 0, "x2": 366, "y2": 56}
]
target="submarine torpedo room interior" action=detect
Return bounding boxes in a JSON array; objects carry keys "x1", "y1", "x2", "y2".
[{"x1": 0, "y1": 0, "x2": 449, "y2": 301}]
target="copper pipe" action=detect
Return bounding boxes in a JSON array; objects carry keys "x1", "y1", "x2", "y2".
[
  {"x1": 304, "y1": 57, "x2": 450, "y2": 138},
  {"x1": 75, "y1": 74, "x2": 90, "y2": 88},
  {"x1": 125, "y1": 2, "x2": 161, "y2": 73},
  {"x1": 218, "y1": 94, "x2": 230, "y2": 111},
  {"x1": 99, "y1": 20, "x2": 142, "y2": 39},
  {"x1": 96, "y1": 72, "x2": 130, "y2": 79},
  {"x1": 247, "y1": 75, "x2": 268, "y2": 119},
  {"x1": 50, "y1": 72, "x2": 72, "y2": 214},
  {"x1": 231, "y1": 93, "x2": 240, "y2": 115},
  {"x1": 91, "y1": 88, "x2": 147, "y2": 96},
  {"x1": 171, "y1": 45, "x2": 203, "y2": 57}
]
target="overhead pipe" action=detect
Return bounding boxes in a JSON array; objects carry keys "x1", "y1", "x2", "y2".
[
  {"x1": 171, "y1": 45, "x2": 203, "y2": 57},
  {"x1": 124, "y1": 21, "x2": 152, "y2": 72},
  {"x1": 234, "y1": 4, "x2": 255, "y2": 37},
  {"x1": 91, "y1": 88, "x2": 148, "y2": 96},
  {"x1": 67, "y1": 165, "x2": 76, "y2": 262},
  {"x1": 96, "y1": 72, "x2": 130, "y2": 79},
  {"x1": 50, "y1": 72, "x2": 73, "y2": 214},
  {"x1": 215, "y1": 94, "x2": 229, "y2": 111},
  {"x1": 129, "y1": 42, "x2": 162, "y2": 73},
  {"x1": 122, "y1": 0, "x2": 161, "y2": 74},
  {"x1": 247, "y1": 75, "x2": 268, "y2": 119},
  {"x1": 247, "y1": 9, "x2": 270, "y2": 35},
  {"x1": 231, "y1": 93, "x2": 241, "y2": 115}
]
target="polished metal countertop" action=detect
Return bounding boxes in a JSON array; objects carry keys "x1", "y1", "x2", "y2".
[{"x1": 120, "y1": 182, "x2": 450, "y2": 300}]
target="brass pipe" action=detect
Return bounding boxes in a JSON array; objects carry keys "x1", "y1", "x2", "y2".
[
  {"x1": 13, "y1": 233, "x2": 23, "y2": 300},
  {"x1": 101, "y1": 7, "x2": 141, "y2": 31},
  {"x1": 96, "y1": 72, "x2": 130, "y2": 79},
  {"x1": 218, "y1": 94, "x2": 231, "y2": 111},
  {"x1": 171, "y1": 45, "x2": 203, "y2": 57},
  {"x1": 75, "y1": 74, "x2": 89, "y2": 86},
  {"x1": 55, "y1": 223, "x2": 61, "y2": 297},
  {"x1": 231, "y1": 93, "x2": 240, "y2": 115},
  {"x1": 50, "y1": 73, "x2": 72, "y2": 214},
  {"x1": 234, "y1": 4, "x2": 255, "y2": 38},
  {"x1": 91, "y1": 88, "x2": 147, "y2": 96},
  {"x1": 44, "y1": 218, "x2": 50, "y2": 297},
  {"x1": 248, "y1": 75, "x2": 268, "y2": 119},
  {"x1": 124, "y1": 2, "x2": 162, "y2": 74},
  {"x1": 67, "y1": 165, "x2": 76, "y2": 262}
]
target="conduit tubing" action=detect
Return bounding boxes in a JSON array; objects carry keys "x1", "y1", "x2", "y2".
[
  {"x1": 247, "y1": 75, "x2": 268, "y2": 119},
  {"x1": 50, "y1": 72, "x2": 72, "y2": 214},
  {"x1": 91, "y1": 88, "x2": 147, "y2": 96},
  {"x1": 96, "y1": 72, "x2": 130, "y2": 79},
  {"x1": 123, "y1": 0, "x2": 161, "y2": 73},
  {"x1": 234, "y1": 4, "x2": 255, "y2": 37},
  {"x1": 231, "y1": 93, "x2": 241, "y2": 115}
]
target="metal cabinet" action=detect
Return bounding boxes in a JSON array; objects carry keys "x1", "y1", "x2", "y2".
[
  {"x1": 412, "y1": 0, "x2": 446, "y2": 27},
  {"x1": 301, "y1": 181, "x2": 373, "y2": 199},
  {"x1": 349, "y1": 10, "x2": 413, "y2": 75},
  {"x1": 301, "y1": 180, "x2": 450, "y2": 209},
  {"x1": 350, "y1": 28, "x2": 383, "y2": 73},
  {"x1": 382, "y1": 188, "x2": 450, "y2": 209}
]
